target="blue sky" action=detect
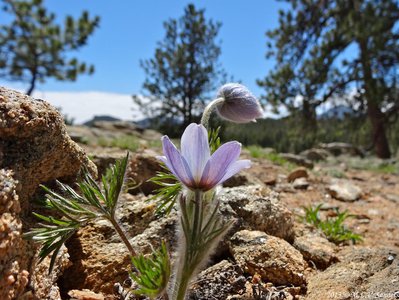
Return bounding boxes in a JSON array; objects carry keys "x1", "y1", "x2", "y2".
[{"x1": 0, "y1": 0, "x2": 290, "y2": 122}]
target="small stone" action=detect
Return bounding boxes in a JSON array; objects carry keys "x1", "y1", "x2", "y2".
[
  {"x1": 7, "y1": 275, "x2": 15, "y2": 285},
  {"x1": 300, "y1": 148, "x2": 330, "y2": 161},
  {"x1": 388, "y1": 255, "x2": 395, "y2": 264},
  {"x1": 287, "y1": 167, "x2": 309, "y2": 182},
  {"x1": 387, "y1": 194, "x2": 399, "y2": 203},
  {"x1": 293, "y1": 178, "x2": 310, "y2": 190},
  {"x1": 68, "y1": 289, "x2": 105, "y2": 300},
  {"x1": 327, "y1": 179, "x2": 362, "y2": 202},
  {"x1": 264, "y1": 175, "x2": 277, "y2": 186},
  {"x1": 280, "y1": 153, "x2": 314, "y2": 168}
]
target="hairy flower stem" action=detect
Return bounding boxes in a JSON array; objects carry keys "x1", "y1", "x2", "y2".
[
  {"x1": 170, "y1": 191, "x2": 229, "y2": 300},
  {"x1": 108, "y1": 216, "x2": 137, "y2": 257},
  {"x1": 200, "y1": 97, "x2": 224, "y2": 129},
  {"x1": 171, "y1": 191, "x2": 204, "y2": 300}
]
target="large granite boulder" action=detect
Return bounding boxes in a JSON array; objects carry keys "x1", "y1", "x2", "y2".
[{"x1": 0, "y1": 87, "x2": 96, "y2": 299}]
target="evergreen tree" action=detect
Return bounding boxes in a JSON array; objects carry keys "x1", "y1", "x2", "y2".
[
  {"x1": 135, "y1": 4, "x2": 226, "y2": 130},
  {"x1": 0, "y1": 0, "x2": 99, "y2": 95},
  {"x1": 258, "y1": 0, "x2": 399, "y2": 158}
]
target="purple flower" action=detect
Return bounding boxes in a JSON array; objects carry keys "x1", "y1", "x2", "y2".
[
  {"x1": 157, "y1": 123, "x2": 251, "y2": 191},
  {"x1": 216, "y1": 83, "x2": 263, "y2": 123}
]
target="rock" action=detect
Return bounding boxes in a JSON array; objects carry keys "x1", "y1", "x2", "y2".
[
  {"x1": 274, "y1": 183, "x2": 296, "y2": 193},
  {"x1": 91, "y1": 120, "x2": 142, "y2": 134},
  {"x1": 69, "y1": 132, "x2": 89, "y2": 144},
  {"x1": 223, "y1": 172, "x2": 249, "y2": 188},
  {"x1": 306, "y1": 247, "x2": 399, "y2": 300},
  {"x1": 0, "y1": 87, "x2": 96, "y2": 299},
  {"x1": 293, "y1": 225, "x2": 338, "y2": 269},
  {"x1": 280, "y1": 153, "x2": 314, "y2": 168},
  {"x1": 300, "y1": 148, "x2": 330, "y2": 161},
  {"x1": 68, "y1": 289, "x2": 105, "y2": 300},
  {"x1": 263, "y1": 175, "x2": 277, "y2": 186},
  {"x1": 30, "y1": 246, "x2": 71, "y2": 300},
  {"x1": 327, "y1": 179, "x2": 362, "y2": 202},
  {"x1": 0, "y1": 169, "x2": 29, "y2": 300},
  {"x1": 89, "y1": 149, "x2": 126, "y2": 177},
  {"x1": 127, "y1": 149, "x2": 164, "y2": 195},
  {"x1": 287, "y1": 167, "x2": 309, "y2": 182},
  {"x1": 229, "y1": 230, "x2": 306, "y2": 286},
  {"x1": 318, "y1": 142, "x2": 365, "y2": 157},
  {"x1": 219, "y1": 185, "x2": 295, "y2": 241},
  {"x1": 386, "y1": 194, "x2": 399, "y2": 203},
  {"x1": 58, "y1": 193, "x2": 167, "y2": 296},
  {"x1": 59, "y1": 223, "x2": 132, "y2": 296},
  {"x1": 189, "y1": 260, "x2": 246, "y2": 300},
  {"x1": 0, "y1": 87, "x2": 97, "y2": 203},
  {"x1": 293, "y1": 177, "x2": 310, "y2": 190}
]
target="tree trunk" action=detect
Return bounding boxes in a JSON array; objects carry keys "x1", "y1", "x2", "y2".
[
  {"x1": 26, "y1": 71, "x2": 37, "y2": 96},
  {"x1": 368, "y1": 104, "x2": 391, "y2": 158},
  {"x1": 358, "y1": 38, "x2": 391, "y2": 158}
]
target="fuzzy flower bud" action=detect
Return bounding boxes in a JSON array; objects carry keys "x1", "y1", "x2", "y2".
[{"x1": 216, "y1": 83, "x2": 263, "y2": 123}]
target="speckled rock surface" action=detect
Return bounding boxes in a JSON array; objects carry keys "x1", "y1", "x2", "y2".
[
  {"x1": 327, "y1": 179, "x2": 362, "y2": 202},
  {"x1": 229, "y1": 230, "x2": 307, "y2": 286},
  {"x1": 0, "y1": 87, "x2": 96, "y2": 299},
  {"x1": 306, "y1": 247, "x2": 399, "y2": 300},
  {"x1": 293, "y1": 224, "x2": 338, "y2": 269},
  {"x1": 189, "y1": 260, "x2": 246, "y2": 300},
  {"x1": 0, "y1": 87, "x2": 96, "y2": 204},
  {"x1": 0, "y1": 169, "x2": 29, "y2": 300},
  {"x1": 219, "y1": 185, "x2": 295, "y2": 242},
  {"x1": 127, "y1": 149, "x2": 164, "y2": 195}
]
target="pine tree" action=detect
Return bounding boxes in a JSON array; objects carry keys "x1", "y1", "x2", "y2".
[
  {"x1": 135, "y1": 4, "x2": 226, "y2": 130},
  {"x1": 0, "y1": 0, "x2": 99, "y2": 95},
  {"x1": 258, "y1": 0, "x2": 399, "y2": 158}
]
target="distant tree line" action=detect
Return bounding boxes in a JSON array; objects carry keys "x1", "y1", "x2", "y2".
[{"x1": 214, "y1": 113, "x2": 399, "y2": 156}]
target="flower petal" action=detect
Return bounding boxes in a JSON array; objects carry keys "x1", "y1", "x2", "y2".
[
  {"x1": 216, "y1": 160, "x2": 251, "y2": 185},
  {"x1": 180, "y1": 123, "x2": 210, "y2": 182},
  {"x1": 199, "y1": 141, "x2": 242, "y2": 189},
  {"x1": 161, "y1": 136, "x2": 194, "y2": 187}
]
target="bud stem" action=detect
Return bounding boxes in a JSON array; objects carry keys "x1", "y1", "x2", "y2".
[{"x1": 200, "y1": 97, "x2": 224, "y2": 129}]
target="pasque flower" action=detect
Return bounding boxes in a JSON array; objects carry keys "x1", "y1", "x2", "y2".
[
  {"x1": 157, "y1": 123, "x2": 251, "y2": 191},
  {"x1": 215, "y1": 83, "x2": 263, "y2": 123}
]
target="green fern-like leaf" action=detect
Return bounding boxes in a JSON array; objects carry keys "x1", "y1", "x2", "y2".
[
  {"x1": 23, "y1": 214, "x2": 80, "y2": 273},
  {"x1": 208, "y1": 126, "x2": 221, "y2": 153},
  {"x1": 148, "y1": 169, "x2": 182, "y2": 215},
  {"x1": 130, "y1": 242, "x2": 171, "y2": 299},
  {"x1": 24, "y1": 153, "x2": 131, "y2": 272}
]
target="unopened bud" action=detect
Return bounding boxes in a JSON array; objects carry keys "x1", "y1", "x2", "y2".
[{"x1": 216, "y1": 83, "x2": 263, "y2": 123}]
